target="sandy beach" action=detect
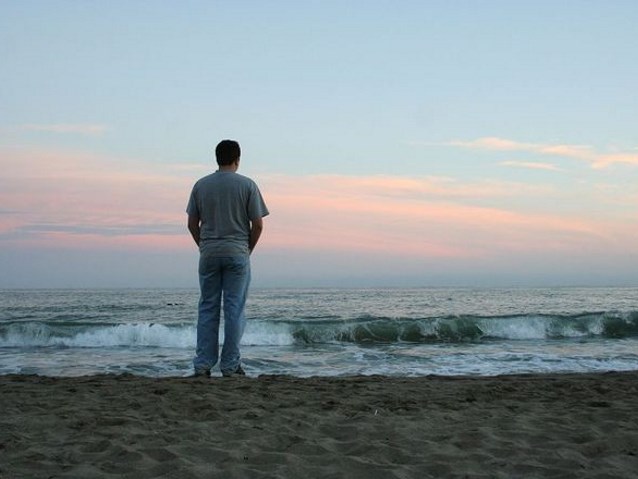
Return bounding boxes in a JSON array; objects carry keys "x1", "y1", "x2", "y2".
[{"x1": 1, "y1": 371, "x2": 637, "y2": 478}]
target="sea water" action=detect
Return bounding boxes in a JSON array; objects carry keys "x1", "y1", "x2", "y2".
[{"x1": 1, "y1": 287, "x2": 637, "y2": 377}]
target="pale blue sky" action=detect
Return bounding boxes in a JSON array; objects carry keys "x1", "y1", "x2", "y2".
[
  {"x1": 1, "y1": 1, "x2": 637, "y2": 287},
  {"x1": 3, "y1": 1, "x2": 636, "y2": 169}
]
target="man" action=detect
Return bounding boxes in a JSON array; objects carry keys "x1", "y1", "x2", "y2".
[{"x1": 186, "y1": 139, "x2": 269, "y2": 377}]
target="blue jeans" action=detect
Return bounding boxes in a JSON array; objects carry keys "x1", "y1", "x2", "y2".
[{"x1": 194, "y1": 254, "x2": 251, "y2": 375}]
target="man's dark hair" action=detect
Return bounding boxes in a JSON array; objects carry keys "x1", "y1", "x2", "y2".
[{"x1": 215, "y1": 140, "x2": 241, "y2": 166}]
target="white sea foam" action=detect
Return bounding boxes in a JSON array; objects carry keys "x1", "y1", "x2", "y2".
[
  {"x1": 1, "y1": 323, "x2": 195, "y2": 348},
  {"x1": 242, "y1": 321, "x2": 295, "y2": 346},
  {"x1": 477, "y1": 316, "x2": 549, "y2": 340},
  {"x1": 1, "y1": 288, "x2": 638, "y2": 378},
  {"x1": 1, "y1": 312, "x2": 636, "y2": 349}
]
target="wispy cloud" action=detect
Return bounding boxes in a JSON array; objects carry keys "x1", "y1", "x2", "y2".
[
  {"x1": 259, "y1": 174, "x2": 626, "y2": 259},
  {"x1": 442, "y1": 137, "x2": 638, "y2": 169},
  {"x1": 264, "y1": 174, "x2": 552, "y2": 201},
  {"x1": 15, "y1": 223, "x2": 183, "y2": 237},
  {"x1": 500, "y1": 161, "x2": 563, "y2": 172},
  {"x1": 0, "y1": 146, "x2": 192, "y2": 249},
  {"x1": 1, "y1": 147, "x2": 636, "y2": 263},
  {"x1": 19, "y1": 124, "x2": 108, "y2": 136}
]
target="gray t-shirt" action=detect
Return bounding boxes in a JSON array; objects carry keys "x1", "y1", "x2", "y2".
[{"x1": 186, "y1": 171, "x2": 269, "y2": 256}]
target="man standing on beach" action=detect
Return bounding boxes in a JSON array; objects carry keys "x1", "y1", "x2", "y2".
[{"x1": 186, "y1": 139, "x2": 269, "y2": 377}]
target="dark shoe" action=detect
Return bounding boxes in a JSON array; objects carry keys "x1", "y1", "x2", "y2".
[
  {"x1": 192, "y1": 369, "x2": 211, "y2": 378},
  {"x1": 222, "y1": 365, "x2": 246, "y2": 378}
]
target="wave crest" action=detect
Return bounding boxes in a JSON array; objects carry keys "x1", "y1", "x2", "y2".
[{"x1": 1, "y1": 311, "x2": 636, "y2": 348}]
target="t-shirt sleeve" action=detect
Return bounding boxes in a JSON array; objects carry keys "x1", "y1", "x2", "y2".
[
  {"x1": 247, "y1": 183, "x2": 269, "y2": 220},
  {"x1": 186, "y1": 186, "x2": 199, "y2": 216}
]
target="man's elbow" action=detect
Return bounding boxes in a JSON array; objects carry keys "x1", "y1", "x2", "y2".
[
  {"x1": 187, "y1": 216, "x2": 199, "y2": 231},
  {"x1": 251, "y1": 218, "x2": 264, "y2": 233}
]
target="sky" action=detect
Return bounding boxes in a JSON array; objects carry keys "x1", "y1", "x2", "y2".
[{"x1": 1, "y1": 0, "x2": 637, "y2": 288}]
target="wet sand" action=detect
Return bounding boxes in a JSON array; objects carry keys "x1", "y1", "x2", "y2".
[{"x1": 1, "y1": 371, "x2": 637, "y2": 478}]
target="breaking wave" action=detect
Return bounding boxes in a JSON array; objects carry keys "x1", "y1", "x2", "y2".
[{"x1": 1, "y1": 311, "x2": 637, "y2": 348}]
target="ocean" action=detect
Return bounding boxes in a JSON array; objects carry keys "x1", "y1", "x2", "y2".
[{"x1": 1, "y1": 287, "x2": 637, "y2": 378}]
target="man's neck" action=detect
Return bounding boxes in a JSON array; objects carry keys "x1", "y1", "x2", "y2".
[{"x1": 218, "y1": 164, "x2": 238, "y2": 173}]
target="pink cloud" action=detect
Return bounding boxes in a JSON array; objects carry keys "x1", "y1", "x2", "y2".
[
  {"x1": 443, "y1": 137, "x2": 638, "y2": 169},
  {"x1": 265, "y1": 173, "x2": 551, "y2": 201},
  {"x1": 448, "y1": 137, "x2": 535, "y2": 151},
  {"x1": 594, "y1": 152, "x2": 638, "y2": 169},
  {"x1": 1, "y1": 147, "x2": 192, "y2": 250},
  {"x1": 2, "y1": 147, "x2": 636, "y2": 264},
  {"x1": 259, "y1": 175, "x2": 624, "y2": 260},
  {"x1": 500, "y1": 161, "x2": 563, "y2": 172},
  {"x1": 19, "y1": 124, "x2": 108, "y2": 135}
]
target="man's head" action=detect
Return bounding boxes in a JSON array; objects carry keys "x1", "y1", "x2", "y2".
[{"x1": 215, "y1": 140, "x2": 241, "y2": 166}]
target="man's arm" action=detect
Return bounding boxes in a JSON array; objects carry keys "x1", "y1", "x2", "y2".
[
  {"x1": 248, "y1": 217, "x2": 264, "y2": 254},
  {"x1": 187, "y1": 214, "x2": 201, "y2": 247}
]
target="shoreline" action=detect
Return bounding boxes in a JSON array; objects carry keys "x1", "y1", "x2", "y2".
[{"x1": 2, "y1": 371, "x2": 638, "y2": 478}]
